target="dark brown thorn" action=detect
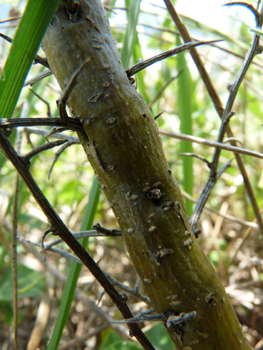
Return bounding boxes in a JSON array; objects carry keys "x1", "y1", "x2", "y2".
[{"x1": 22, "y1": 139, "x2": 67, "y2": 167}]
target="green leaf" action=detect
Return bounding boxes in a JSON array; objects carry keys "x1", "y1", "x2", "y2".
[
  {"x1": 99, "y1": 331, "x2": 123, "y2": 350},
  {"x1": 0, "y1": 264, "x2": 44, "y2": 301},
  {"x1": 133, "y1": 33, "x2": 150, "y2": 104},
  {"x1": 100, "y1": 335, "x2": 142, "y2": 350},
  {"x1": 99, "y1": 322, "x2": 174, "y2": 350},
  {"x1": 104, "y1": 342, "x2": 142, "y2": 350},
  {"x1": 121, "y1": 0, "x2": 141, "y2": 70},
  {"x1": 176, "y1": 36, "x2": 193, "y2": 215},
  {"x1": 145, "y1": 322, "x2": 174, "y2": 350},
  {"x1": 0, "y1": 0, "x2": 61, "y2": 120}
]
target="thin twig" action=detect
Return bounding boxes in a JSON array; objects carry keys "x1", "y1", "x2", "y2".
[
  {"x1": 0, "y1": 16, "x2": 21, "y2": 25},
  {"x1": 137, "y1": 22, "x2": 263, "y2": 70},
  {"x1": 22, "y1": 139, "x2": 67, "y2": 165},
  {"x1": 24, "y1": 127, "x2": 78, "y2": 142},
  {"x1": 148, "y1": 69, "x2": 183, "y2": 109},
  {"x1": 179, "y1": 152, "x2": 212, "y2": 169},
  {"x1": 111, "y1": 310, "x2": 197, "y2": 329},
  {"x1": 93, "y1": 223, "x2": 122, "y2": 236},
  {"x1": 191, "y1": 3, "x2": 263, "y2": 230},
  {"x1": 20, "y1": 237, "x2": 151, "y2": 305},
  {"x1": 0, "y1": 117, "x2": 82, "y2": 131},
  {"x1": 163, "y1": 0, "x2": 263, "y2": 233},
  {"x1": 226, "y1": 207, "x2": 263, "y2": 269},
  {"x1": 48, "y1": 140, "x2": 78, "y2": 179},
  {"x1": 28, "y1": 87, "x2": 52, "y2": 117},
  {"x1": 25, "y1": 70, "x2": 53, "y2": 87},
  {"x1": 126, "y1": 39, "x2": 223, "y2": 77},
  {"x1": 181, "y1": 189, "x2": 259, "y2": 229},
  {"x1": 0, "y1": 32, "x2": 49, "y2": 68},
  {"x1": 159, "y1": 129, "x2": 263, "y2": 160},
  {"x1": 5, "y1": 124, "x2": 263, "y2": 161},
  {"x1": 44, "y1": 229, "x2": 122, "y2": 250},
  {"x1": 12, "y1": 233, "x2": 131, "y2": 341},
  {"x1": 0, "y1": 132, "x2": 155, "y2": 350},
  {"x1": 58, "y1": 58, "x2": 91, "y2": 124},
  {"x1": 223, "y1": 2, "x2": 260, "y2": 22}
]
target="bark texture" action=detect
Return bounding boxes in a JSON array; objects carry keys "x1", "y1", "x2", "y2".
[{"x1": 42, "y1": 1, "x2": 252, "y2": 349}]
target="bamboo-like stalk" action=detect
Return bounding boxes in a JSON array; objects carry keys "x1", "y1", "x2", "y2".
[{"x1": 42, "y1": 1, "x2": 252, "y2": 349}]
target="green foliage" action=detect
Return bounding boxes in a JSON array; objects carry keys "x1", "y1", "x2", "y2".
[
  {"x1": 47, "y1": 178, "x2": 101, "y2": 350},
  {"x1": 1, "y1": 0, "x2": 263, "y2": 348},
  {"x1": 0, "y1": 264, "x2": 44, "y2": 301},
  {"x1": 121, "y1": 0, "x2": 141, "y2": 70},
  {"x1": 176, "y1": 35, "x2": 193, "y2": 215},
  {"x1": 99, "y1": 323, "x2": 174, "y2": 350},
  {"x1": 0, "y1": 0, "x2": 61, "y2": 120}
]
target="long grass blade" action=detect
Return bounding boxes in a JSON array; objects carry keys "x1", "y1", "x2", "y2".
[
  {"x1": 176, "y1": 35, "x2": 193, "y2": 215},
  {"x1": 121, "y1": 0, "x2": 141, "y2": 70},
  {"x1": 0, "y1": 0, "x2": 61, "y2": 120},
  {"x1": 47, "y1": 177, "x2": 100, "y2": 350}
]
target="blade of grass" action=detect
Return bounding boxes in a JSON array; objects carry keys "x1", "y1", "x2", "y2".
[
  {"x1": 0, "y1": 0, "x2": 61, "y2": 120},
  {"x1": 47, "y1": 177, "x2": 100, "y2": 350},
  {"x1": 180, "y1": 14, "x2": 249, "y2": 51},
  {"x1": 176, "y1": 35, "x2": 193, "y2": 215},
  {"x1": 133, "y1": 33, "x2": 150, "y2": 104},
  {"x1": 121, "y1": 0, "x2": 141, "y2": 70}
]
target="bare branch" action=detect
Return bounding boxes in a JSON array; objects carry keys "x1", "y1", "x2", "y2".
[
  {"x1": 48, "y1": 140, "x2": 78, "y2": 179},
  {"x1": 159, "y1": 129, "x2": 263, "y2": 160},
  {"x1": 0, "y1": 131, "x2": 155, "y2": 350},
  {"x1": 179, "y1": 152, "x2": 212, "y2": 169},
  {"x1": 25, "y1": 70, "x2": 53, "y2": 87},
  {"x1": 0, "y1": 117, "x2": 82, "y2": 131},
  {"x1": 126, "y1": 39, "x2": 223, "y2": 78},
  {"x1": 22, "y1": 139, "x2": 67, "y2": 166},
  {"x1": 20, "y1": 237, "x2": 151, "y2": 305},
  {"x1": 58, "y1": 58, "x2": 91, "y2": 124},
  {"x1": 223, "y1": 2, "x2": 260, "y2": 22},
  {"x1": 13, "y1": 233, "x2": 131, "y2": 340},
  {"x1": 0, "y1": 32, "x2": 49, "y2": 68},
  {"x1": 163, "y1": 0, "x2": 263, "y2": 233}
]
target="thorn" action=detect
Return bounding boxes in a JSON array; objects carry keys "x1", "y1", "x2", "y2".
[
  {"x1": 166, "y1": 311, "x2": 197, "y2": 329},
  {"x1": 22, "y1": 139, "x2": 67, "y2": 167},
  {"x1": 104, "y1": 5, "x2": 117, "y2": 14},
  {"x1": 179, "y1": 152, "x2": 212, "y2": 169},
  {"x1": 223, "y1": 2, "x2": 260, "y2": 23},
  {"x1": 154, "y1": 110, "x2": 165, "y2": 120},
  {"x1": 58, "y1": 58, "x2": 91, "y2": 124},
  {"x1": 194, "y1": 229, "x2": 201, "y2": 239}
]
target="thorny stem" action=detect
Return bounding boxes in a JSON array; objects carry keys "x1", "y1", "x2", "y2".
[
  {"x1": 163, "y1": 0, "x2": 263, "y2": 234},
  {"x1": 41, "y1": 0, "x2": 252, "y2": 348},
  {"x1": 191, "y1": 3, "x2": 263, "y2": 230},
  {"x1": 125, "y1": 39, "x2": 223, "y2": 77}
]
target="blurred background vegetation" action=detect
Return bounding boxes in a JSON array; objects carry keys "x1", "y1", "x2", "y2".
[{"x1": 0, "y1": 0, "x2": 263, "y2": 349}]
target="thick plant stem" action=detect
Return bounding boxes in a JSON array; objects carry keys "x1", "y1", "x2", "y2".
[{"x1": 42, "y1": 1, "x2": 252, "y2": 349}]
